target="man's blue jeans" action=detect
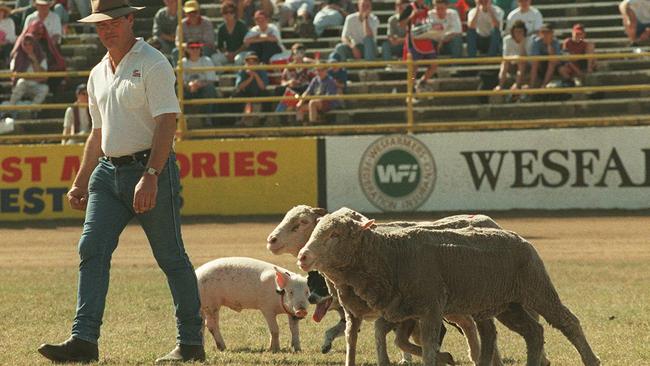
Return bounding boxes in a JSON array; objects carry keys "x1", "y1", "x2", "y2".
[
  {"x1": 71, "y1": 154, "x2": 203, "y2": 346},
  {"x1": 467, "y1": 28, "x2": 502, "y2": 58},
  {"x1": 329, "y1": 36, "x2": 377, "y2": 61}
]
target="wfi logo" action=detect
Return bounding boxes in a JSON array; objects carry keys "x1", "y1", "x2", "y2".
[{"x1": 359, "y1": 135, "x2": 436, "y2": 212}]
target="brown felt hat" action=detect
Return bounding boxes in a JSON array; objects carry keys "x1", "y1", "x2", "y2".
[{"x1": 78, "y1": 0, "x2": 144, "y2": 23}]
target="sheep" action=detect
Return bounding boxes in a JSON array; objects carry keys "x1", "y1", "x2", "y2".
[
  {"x1": 196, "y1": 257, "x2": 310, "y2": 352},
  {"x1": 268, "y1": 205, "x2": 513, "y2": 365},
  {"x1": 297, "y1": 209, "x2": 601, "y2": 366}
]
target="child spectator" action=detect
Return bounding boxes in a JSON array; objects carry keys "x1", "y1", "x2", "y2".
[
  {"x1": 382, "y1": 0, "x2": 408, "y2": 62},
  {"x1": 619, "y1": 0, "x2": 650, "y2": 45},
  {"x1": 296, "y1": 64, "x2": 340, "y2": 125},
  {"x1": 215, "y1": 1, "x2": 248, "y2": 65},
  {"x1": 505, "y1": 0, "x2": 543, "y2": 35},
  {"x1": 23, "y1": 0, "x2": 62, "y2": 44},
  {"x1": 233, "y1": 52, "x2": 269, "y2": 124},
  {"x1": 400, "y1": 0, "x2": 436, "y2": 92},
  {"x1": 275, "y1": 43, "x2": 314, "y2": 111},
  {"x1": 561, "y1": 23, "x2": 595, "y2": 81},
  {"x1": 428, "y1": 0, "x2": 463, "y2": 59},
  {"x1": 243, "y1": 10, "x2": 283, "y2": 64},
  {"x1": 329, "y1": 0, "x2": 379, "y2": 62},
  {"x1": 467, "y1": 0, "x2": 503, "y2": 57},
  {"x1": 61, "y1": 83, "x2": 90, "y2": 144},
  {"x1": 175, "y1": 0, "x2": 216, "y2": 64},
  {"x1": 8, "y1": 32, "x2": 49, "y2": 107},
  {"x1": 496, "y1": 20, "x2": 531, "y2": 98},
  {"x1": 529, "y1": 23, "x2": 567, "y2": 88},
  {"x1": 0, "y1": 2, "x2": 16, "y2": 69},
  {"x1": 152, "y1": 0, "x2": 178, "y2": 55},
  {"x1": 313, "y1": 0, "x2": 352, "y2": 37},
  {"x1": 182, "y1": 42, "x2": 219, "y2": 126}
]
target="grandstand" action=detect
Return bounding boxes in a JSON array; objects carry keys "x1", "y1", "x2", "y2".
[{"x1": 1, "y1": 0, "x2": 649, "y2": 136}]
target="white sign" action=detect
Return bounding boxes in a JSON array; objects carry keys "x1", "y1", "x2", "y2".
[{"x1": 325, "y1": 126, "x2": 650, "y2": 212}]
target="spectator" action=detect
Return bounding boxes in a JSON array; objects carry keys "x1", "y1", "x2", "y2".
[
  {"x1": 561, "y1": 24, "x2": 595, "y2": 81},
  {"x1": 243, "y1": 10, "x2": 283, "y2": 64},
  {"x1": 22, "y1": 20, "x2": 65, "y2": 92},
  {"x1": 8, "y1": 32, "x2": 49, "y2": 107},
  {"x1": 400, "y1": 0, "x2": 437, "y2": 92},
  {"x1": 275, "y1": 0, "x2": 314, "y2": 27},
  {"x1": 175, "y1": 0, "x2": 216, "y2": 64},
  {"x1": 328, "y1": 56, "x2": 348, "y2": 94},
  {"x1": 529, "y1": 23, "x2": 568, "y2": 88},
  {"x1": 215, "y1": 1, "x2": 248, "y2": 65},
  {"x1": 296, "y1": 64, "x2": 340, "y2": 125},
  {"x1": 428, "y1": 0, "x2": 463, "y2": 59},
  {"x1": 329, "y1": 0, "x2": 379, "y2": 62},
  {"x1": 467, "y1": 0, "x2": 503, "y2": 57},
  {"x1": 382, "y1": 0, "x2": 408, "y2": 62},
  {"x1": 233, "y1": 52, "x2": 269, "y2": 124},
  {"x1": 23, "y1": 0, "x2": 62, "y2": 44},
  {"x1": 61, "y1": 83, "x2": 90, "y2": 144},
  {"x1": 313, "y1": 0, "x2": 352, "y2": 37},
  {"x1": 238, "y1": 0, "x2": 273, "y2": 27},
  {"x1": 496, "y1": 20, "x2": 530, "y2": 97},
  {"x1": 0, "y1": 2, "x2": 16, "y2": 69},
  {"x1": 152, "y1": 0, "x2": 178, "y2": 55},
  {"x1": 182, "y1": 42, "x2": 219, "y2": 126},
  {"x1": 505, "y1": 0, "x2": 543, "y2": 35},
  {"x1": 619, "y1": 0, "x2": 650, "y2": 45},
  {"x1": 275, "y1": 43, "x2": 314, "y2": 111}
]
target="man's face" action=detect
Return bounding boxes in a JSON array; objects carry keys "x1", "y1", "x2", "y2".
[
  {"x1": 540, "y1": 29, "x2": 554, "y2": 44},
  {"x1": 254, "y1": 13, "x2": 267, "y2": 27},
  {"x1": 358, "y1": 0, "x2": 371, "y2": 13},
  {"x1": 35, "y1": 3, "x2": 50, "y2": 16},
  {"x1": 164, "y1": 0, "x2": 177, "y2": 10},
  {"x1": 479, "y1": 0, "x2": 489, "y2": 7},
  {"x1": 435, "y1": 3, "x2": 447, "y2": 17},
  {"x1": 572, "y1": 28, "x2": 585, "y2": 41},
  {"x1": 517, "y1": 0, "x2": 530, "y2": 9},
  {"x1": 95, "y1": 15, "x2": 132, "y2": 49}
]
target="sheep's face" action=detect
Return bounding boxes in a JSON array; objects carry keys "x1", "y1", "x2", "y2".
[{"x1": 267, "y1": 205, "x2": 327, "y2": 257}]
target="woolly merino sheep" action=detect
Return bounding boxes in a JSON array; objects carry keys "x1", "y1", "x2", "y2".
[
  {"x1": 196, "y1": 257, "x2": 310, "y2": 352},
  {"x1": 298, "y1": 209, "x2": 600, "y2": 366}
]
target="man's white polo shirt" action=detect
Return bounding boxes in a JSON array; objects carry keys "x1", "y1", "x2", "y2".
[{"x1": 87, "y1": 38, "x2": 180, "y2": 157}]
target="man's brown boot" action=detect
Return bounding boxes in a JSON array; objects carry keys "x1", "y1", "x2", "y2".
[
  {"x1": 37, "y1": 337, "x2": 99, "y2": 363},
  {"x1": 155, "y1": 344, "x2": 206, "y2": 363}
]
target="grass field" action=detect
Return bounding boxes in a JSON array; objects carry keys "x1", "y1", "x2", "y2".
[{"x1": 1, "y1": 214, "x2": 649, "y2": 365}]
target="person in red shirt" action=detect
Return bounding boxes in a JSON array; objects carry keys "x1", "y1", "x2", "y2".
[{"x1": 561, "y1": 23, "x2": 595, "y2": 81}]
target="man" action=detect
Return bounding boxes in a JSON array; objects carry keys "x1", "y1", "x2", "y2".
[
  {"x1": 529, "y1": 23, "x2": 568, "y2": 88},
  {"x1": 23, "y1": 0, "x2": 62, "y2": 43},
  {"x1": 329, "y1": 0, "x2": 379, "y2": 62},
  {"x1": 505, "y1": 0, "x2": 543, "y2": 35},
  {"x1": 619, "y1": 0, "x2": 650, "y2": 45},
  {"x1": 151, "y1": 0, "x2": 177, "y2": 55},
  {"x1": 36, "y1": 0, "x2": 205, "y2": 363},
  {"x1": 467, "y1": 0, "x2": 503, "y2": 57},
  {"x1": 243, "y1": 10, "x2": 283, "y2": 64},
  {"x1": 561, "y1": 23, "x2": 595, "y2": 80},
  {"x1": 428, "y1": 0, "x2": 463, "y2": 59},
  {"x1": 382, "y1": 0, "x2": 408, "y2": 61},
  {"x1": 495, "y1": 19, "x2": 530, "y2": 96},
  {"x1": 175, "y1": 0, "x2": 215, "y2": 64}
]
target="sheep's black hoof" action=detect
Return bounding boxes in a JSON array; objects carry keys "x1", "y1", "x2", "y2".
[{"x1": 321, "y1": 344, "x2": 332, "y2": 354}]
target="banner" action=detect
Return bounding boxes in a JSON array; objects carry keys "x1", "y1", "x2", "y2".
[
  {"x1": 325, "y1": 126, "x2": 650, "y2": 212},
  {"x1": 0, "y1": 138, "x2": 318, "y2": 221}
]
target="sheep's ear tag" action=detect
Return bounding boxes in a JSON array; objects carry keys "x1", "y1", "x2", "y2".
[{"x1": 361, "y1": 219, "x2": 375, "y2": 230}]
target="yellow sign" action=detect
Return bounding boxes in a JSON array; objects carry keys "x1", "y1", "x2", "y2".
[{"x1": 0, "y1": 138, "x2": 318, "y2": 221}]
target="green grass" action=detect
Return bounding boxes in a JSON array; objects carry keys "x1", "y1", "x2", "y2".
[{"x1": 1, "y1": 216, "x2": 649, "y2": 365}]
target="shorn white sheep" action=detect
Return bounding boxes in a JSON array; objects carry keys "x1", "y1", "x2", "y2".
[{"x1": 297, "y1": 208, "x2": 600, "y2": 366}]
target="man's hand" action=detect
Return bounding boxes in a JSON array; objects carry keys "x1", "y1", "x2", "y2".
[
  {"x1": 67, "y1": 186, "x2": 88, "y2": 211},
  {"x1": 133, "y1": 174, "x2": 158, "y2": 214}
]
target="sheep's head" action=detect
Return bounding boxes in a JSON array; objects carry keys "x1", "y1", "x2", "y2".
[
  {"x1": 297, "y1": 208, "x2": 374, "y2": 272},
  {"x1": 267, "y1": 205, "x2": 328, "y2": 257}
]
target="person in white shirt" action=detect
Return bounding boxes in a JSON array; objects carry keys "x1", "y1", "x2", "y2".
[
  {"x1": 496, "y1": 19, "x2": 531, "y2": 95},
  {"x1": 0, "y1": 2, "x2": 16, "y2": 68},
  {"x1": 23, "y1": 0, "x2": 62, "y2": 44},
  {"x1": 243, "y1": 10, "x2": 283, "y2": 63},
  {"x1": 467, "y1": 0, "x2": 504, "y2": 57},
  {"x1": 428, "y1": 0, "x2": 462, "y2": 59},
  {"x1": 619, "y1": 0, "x2": 650, "y2": 44},
  {"x1": 182, "y1": 41, "x2": 218, "y2": 126},
  {"x1": 329, "y1": 0, "x2": 379, "y2": 61},
  {"x1": 62, "y1": 83, "x2": 91, "y2": 144},
  {"x1": 505, "y1": 0, "x2": 543, "y2": 36}
]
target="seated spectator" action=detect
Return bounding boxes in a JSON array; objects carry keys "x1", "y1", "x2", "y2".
[
  {"x1": 23, "y1": 0, "x2": 62, "y2": 44},
  {"x1": 62, "y1": 83, "x2": 90, "y2": 144},
  {"x1": 505, "y1": 0, "x2": 543, "y2": 35},
  {"x1": 329, "y1": 0, "x2": 379, "y2": 62},
  {"x1": 382, "y1": 0, "x2": 408, "y2": 62},
  {"x1": 619, "y1": 0, "x2": 650, "y2": 45},
  {"x1": 561, "y1": 23, "x2": 595, "y2": 81},
  {"x1": 400, "y1": 0, "x2": 436, "y2": 92},
  {"x1": 8, "y1": 33, "x2": 49, "y2": 107},
  {"x1": 215, "y1": 1, "x2": 249, "y2": 65},
  {"x1": 275, "y1": 43, "x2": 314, "y2": 111},
  {"x1": 275, "y1": 0, "x2": 314, "y2": 27},
  {"x1": 238, "y1": 0, "x2": 273, "y2": 27},
  {"x1": 496, "y1": 20, "x2": 530, "y2": 97},
  {"x1": 243, "y1": 10, "x2": 283, "y2": 64},
  {"x1": 175, "y1": 0, "x2": 216, "y2": 65},
  {"x1": 22, "y1": 20, "x2": 65, "y2": 92},
  {"x1": 467, "y1": 0, "x2": 503, "y2": 58},
  {"x1": 529, "y1": 23, "x2": 568, "y2": 88},
  {"x1": 182, "y1": 42, "x2": 219, "y2": 126},
  {"x1": 296, "y1": 64, "x2": 341, "y2": 125},
  {"x1": 428, "y1": 0, "x2": 463, "y2": 59},
  {"x1": 152, "y1": 0, "x2": 178, "y2": 55},
  {"x1": 233, "y1": 52, "x2": 269, "y2": 123},
  {"x1": 0, "y1": 2, "x2": 17, "y2": 69},
  {"x1": 313, "y1": 0, "x2": 352, "y2": 37}
]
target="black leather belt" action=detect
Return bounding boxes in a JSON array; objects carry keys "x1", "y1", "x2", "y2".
[{"x1": 105, "y1": 149, "x2": 151, "y2": 167}]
